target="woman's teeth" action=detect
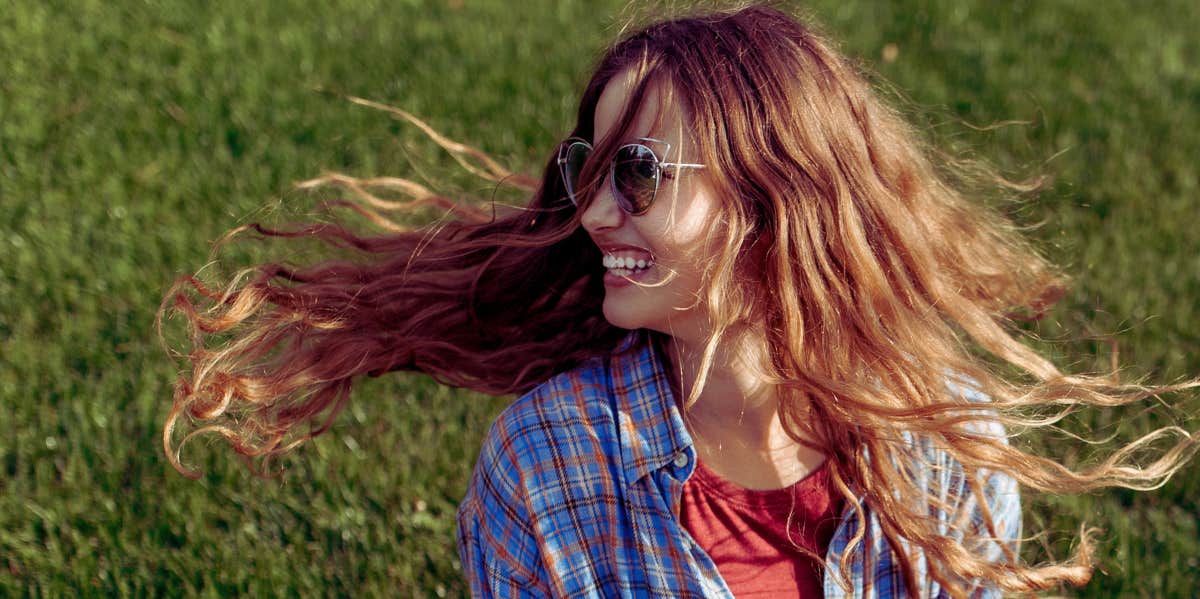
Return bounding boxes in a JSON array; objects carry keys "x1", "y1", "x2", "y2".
[{"x1": 603, "y1": 255, "x2": 652, "y2": 274}]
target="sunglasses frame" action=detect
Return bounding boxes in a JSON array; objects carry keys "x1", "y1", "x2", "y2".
[{"x1": 557, "y1": 137, "x2": 705, "y2": 216}]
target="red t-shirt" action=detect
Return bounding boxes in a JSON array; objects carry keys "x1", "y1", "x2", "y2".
[{"x1": 680, "y1": 459, "x2": 844, "y2": 598}]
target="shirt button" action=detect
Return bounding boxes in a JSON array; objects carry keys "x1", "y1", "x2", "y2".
[{"x1": 672, "y1": 452, "x2": 688, "y2": 469}]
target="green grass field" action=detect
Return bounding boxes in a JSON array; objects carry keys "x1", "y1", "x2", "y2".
[{"x1": 2, "y1": 0, "x2": 1197, "y2": 596}]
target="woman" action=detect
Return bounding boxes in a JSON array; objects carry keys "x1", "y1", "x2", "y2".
[{"x1": 163, "y1": 5, "x2": 1197, "y2": 597}]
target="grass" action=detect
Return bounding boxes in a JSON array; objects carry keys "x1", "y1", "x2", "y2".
[{"x1": 2, "y1": 0, "x2": 1197, "y2": 596}]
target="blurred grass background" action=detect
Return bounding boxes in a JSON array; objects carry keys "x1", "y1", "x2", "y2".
[{"x1": 2, "y1": 0, "x2": 1197, "y2": 596}]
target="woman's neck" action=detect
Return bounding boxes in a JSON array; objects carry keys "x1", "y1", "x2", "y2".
[
  {"x1": 662, "y1": 330, "x2": 778, "y2": 440},
  {"x1": 661, "y1": 329, "x2": 825, "y2": 490}
]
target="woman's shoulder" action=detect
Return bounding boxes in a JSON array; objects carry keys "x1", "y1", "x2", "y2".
[
  {"x1": 478, "y1": 330, "x2": 658, "y2": 457},
  {"x1": 942, "y1": 375, "x2": 1008, "y2": 440},
  {"x1": 466, "y1": 355, "x2": 625, "y2": 490},
  {"x1": 490, "y1": 357, "x2": 618, "y2": 444},
  {"x1": 915, "y1": 377, "x2": 1021, "y2": 545}
]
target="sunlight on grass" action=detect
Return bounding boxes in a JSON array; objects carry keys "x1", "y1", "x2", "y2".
[{"x1": 2, "y1": 0, "x2": 1196, "y2": 596}]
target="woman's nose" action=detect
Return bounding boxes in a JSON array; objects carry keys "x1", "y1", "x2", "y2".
[{"x1": 579, "y1": 180, "x2": 625, "y2": 234}]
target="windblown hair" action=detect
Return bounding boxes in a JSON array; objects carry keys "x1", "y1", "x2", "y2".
[{"x1": 161, "y1": 4, "x2": 1197, "y2": 596}]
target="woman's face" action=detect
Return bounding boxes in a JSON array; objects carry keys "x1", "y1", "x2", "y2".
[{"x1": 580, "y1": 69, "x2": 723, "y2": 344}]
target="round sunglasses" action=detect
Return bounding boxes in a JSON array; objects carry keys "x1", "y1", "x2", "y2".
[{"x1": 557, "y1": 137, "x2": 705, "y2": 215}]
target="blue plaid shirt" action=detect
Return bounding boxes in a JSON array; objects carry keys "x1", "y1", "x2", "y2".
[{"x1": 457, "y1": 330, "x2": 1020, "y2": 597}]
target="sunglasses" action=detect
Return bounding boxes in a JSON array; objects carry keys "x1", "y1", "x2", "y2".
[{"x1": 557, "y1": 137, "x2": 705, "y2": 215}]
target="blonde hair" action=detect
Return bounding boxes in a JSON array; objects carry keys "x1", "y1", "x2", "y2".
[{"x1": 162, "y1": 4, "x2": 1197, "y2": 596}]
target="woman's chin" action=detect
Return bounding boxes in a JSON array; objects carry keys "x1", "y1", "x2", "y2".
[{"x1": 601, "y1": 303, "x2": 641, "y2": 331}]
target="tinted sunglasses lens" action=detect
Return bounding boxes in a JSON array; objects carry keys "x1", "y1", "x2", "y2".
[
  {"x1": 562, "y1": 142, "x2": 591, "y2": 205},
  {"x1": 611, "y1": 145, "x2": 659, "y2": 214}
]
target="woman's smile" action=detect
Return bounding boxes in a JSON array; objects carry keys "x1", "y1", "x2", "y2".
[{"x1": 598, "y1": 243, "x2": 655, "y2": 286}]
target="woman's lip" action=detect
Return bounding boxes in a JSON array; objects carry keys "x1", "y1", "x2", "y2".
[{"x1": 603, "y1": 264, "x2": 655, "y2": 288}]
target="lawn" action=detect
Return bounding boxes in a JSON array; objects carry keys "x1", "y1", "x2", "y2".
[{"x1": 2, "y1": 0, "x2": 1197, "y2": 596}]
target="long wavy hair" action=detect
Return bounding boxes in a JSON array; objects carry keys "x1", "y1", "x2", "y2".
[{"x1": 161, "y1": 4, "x2": 1197, "y2": 596}]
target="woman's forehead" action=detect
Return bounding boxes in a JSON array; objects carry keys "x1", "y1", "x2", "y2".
[{"x1": 593, "y1": 69, "x2": 680, "y2": 147}]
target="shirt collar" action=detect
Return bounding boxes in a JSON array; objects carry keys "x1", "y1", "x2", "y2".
[{"x1": 608, "y1": 329, "x2": 694, "y2": 487}]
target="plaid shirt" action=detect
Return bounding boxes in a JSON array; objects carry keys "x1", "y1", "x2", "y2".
[{"x1": 457, "y1": 330, "x2": 1020, "y2": 597}]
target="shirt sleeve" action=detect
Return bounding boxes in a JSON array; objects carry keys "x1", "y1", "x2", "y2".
[
  {"x1": 456, "y1": 416, "x2": 551, "y2": 598},
  {"x1": 951, "y1": 456, "x2": 1021, "y2": 599},
  {"x1": 942, "y1": 382, "x2": 1023, "y2": 599}
]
